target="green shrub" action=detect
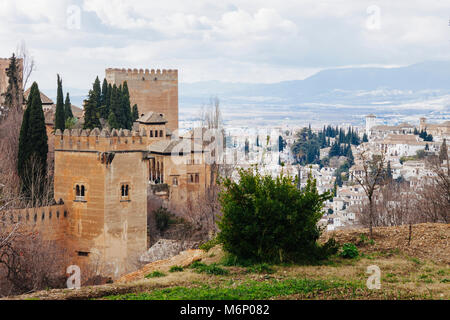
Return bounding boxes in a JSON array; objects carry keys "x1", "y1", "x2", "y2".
[
  {"x1": 220, "y1": 254, "x2": 254, "y2": 267},
  {"x1": 169, "y1": 266, "x2": 184, "y2": 273},
  {"x1": 339, "y1": 243, "x2": 359, "y2": 259},
  {"x1": 154, "y1": 207, "x2": 175, "y2": 232},
  {"x1": 218, "y1": 169, "x2": 333, "y2": 264},
  {"x1": 145, "y1": 271, "x2": 166, "y2": 279},
  {"x1": 199, "y1": 237, "x2": 221, "y2": 252},
  {"x1": 190, "y1": 262, "x2": 229, "y2": 276},
  {"x1": 246, "y1": 263, "x2": 275, "y2": 274}
]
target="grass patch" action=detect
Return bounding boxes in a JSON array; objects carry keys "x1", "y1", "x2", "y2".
[
  {"x1": 199, "y1": 237, "x2": 221, "y2": 252},
  {"x1": 145, "y1": 271, "x2": 166, "y2": 279},
  {"x1": 339, "y1": 243, "x2": 359, "y2": 259},
  {"x1": 220, "y1": 254, "x2": 254, "y2": 267},
  {"x1": 409, "y1": 257, "x2": 424, "y2": 266},
  {"x1": 104, "y1": 278, "x2": 363, "y2": 300},
  {"x1": 169, "y1": 266, "x2": 184, "y2": 273},
  {"x1": 190, "y1": 262, "x2": 229, "y2": 276}
]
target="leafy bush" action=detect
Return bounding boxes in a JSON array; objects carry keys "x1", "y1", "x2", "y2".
[
  {"x1": 169, "y1": 266, "x2": 184, "y2": 273},
  {"x1": 199, "y1": 237, "x2": 221, "y2": 252},
  {"x1": 154, "y1": 207, "x2": 175, "y2": 232},
  {"x1": 339, "y1": 243, "x2": 359, "y2": 259},
  {"x1": 190, "y1": 262, "x2": 229, "y2": 276},
  {"x1": 218, "y1": 169, "x2": 333, "y2": 263},
  {"x1": 145, "y1": 271, "x2": 166, "y2": 279},
  {"x1": 220, "y1": 254, "x2": 254, "y2": 267},
  {"x1": 246, "y1": 263, "x2": 275, "y2": 274}
]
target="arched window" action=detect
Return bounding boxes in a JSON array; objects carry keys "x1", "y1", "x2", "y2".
[
  {"x1": 75, "y1": 184, "x2": 86, "y2": 201},
  {"x1": 160, "y1": 130, "x2": 163, "y2": 138},
  {"x1": 150, "y1": 131, "x2": 153, "y2": 137},
  {"x1": 121, "y1": 184, "x2": 130, "y2": 200},
  {"x1": 155, "y1": 130, "x2": 158, "y2": 138}
]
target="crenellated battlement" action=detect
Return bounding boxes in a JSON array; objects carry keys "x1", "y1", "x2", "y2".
[
  {"x1": 0, "y1": 205, "x2": 69, "y2": 242},
  {"x1": 53, "y1": 127, "x2": 169, "y2": 152},
  {"x1": 105, "y1": 68, "x2": 178, "y2": 81}
]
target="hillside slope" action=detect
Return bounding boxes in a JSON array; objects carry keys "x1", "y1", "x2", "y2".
[{"x1": 7, "y1": 223, "x2": 449, "y2": 300}]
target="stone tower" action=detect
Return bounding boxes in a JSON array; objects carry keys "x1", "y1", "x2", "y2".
[
  {"x1": 419, "y1": 117, "x2": 427, "y2": 132},
  {"x1": 53, "y1": 128, "x2": 149, "y2": 277},
  {"x1": 365, "y1": 114, "x2": 377, "y2": 136},
  {"x1": 105, "y1": 68, "x2": 179, "y2": 132}
]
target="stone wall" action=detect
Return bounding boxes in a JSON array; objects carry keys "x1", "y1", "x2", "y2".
[{"x1": 1, "y1": 204, "x2": 69, "y2": 242}]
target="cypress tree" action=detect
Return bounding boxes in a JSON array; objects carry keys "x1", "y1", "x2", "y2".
[
  {"x1": 54, "y1": 74, "x2": 65, "y2": 131},
  {"x1": 107, "y1": 112, "x2": 119, "y2": 130},
  {"x1": 83, "y1": 89, "x2": 101, "y2": 129},
  {"x1": 106, "y1": 83, "x2": 112, "y2": 118},
  {"x1": 386, "y1": 161, "x2": 393, "y2": 181},
  {"x1": 362, "y1": 133, "x2": 368, "y2": 143},
  {"x1": 93, "y1": 76, "x2": 102, "y2": 108},
  {"x1": 439, "y1": 139, "x2": 448, "y2": 163},
  {"x1": 18, "y1": 84, "x2": 35, "y2": 176},
  {"x1": 64, "y1": 92, "x2": 73, "y2": 120},
  {"x1": 108, "y1": 85, "x2": 121, "y2": 129},
  {"x1": 121, "y1": 81, "x2": 132, "y2": 129},
  {"x1": 132, "y1": 104, "x2": 139, "y2": 122},
  {"x1": 100, "y1": 78, "x2": 109, "y2": 119},
  {"x1": 1, "y1": 53, "x2": 22, "y2": 118},
  {"x1": 18, "y1": 82, "x2": 48, "y2": 200}
]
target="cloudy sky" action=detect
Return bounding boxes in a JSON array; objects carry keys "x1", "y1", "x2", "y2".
[{"x1": 1, "y1": 0, "x2": 450, "y2": 91}]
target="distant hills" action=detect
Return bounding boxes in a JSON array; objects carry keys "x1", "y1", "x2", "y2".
[
  {"x1": 180, "y1": 61, "x2": 450, "y2": 106},
  {"x1": 46, "y1": 61, "x2": 450, "y2": 114}
]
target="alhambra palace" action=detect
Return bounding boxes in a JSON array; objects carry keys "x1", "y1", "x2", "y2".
[{"x1": 0, "y1": 59, "x2": 215, "y2": 278}]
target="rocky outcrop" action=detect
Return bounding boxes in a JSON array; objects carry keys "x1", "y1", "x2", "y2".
[{"x1": 140, "y1": 239, "x2": 199, "y2": 264}]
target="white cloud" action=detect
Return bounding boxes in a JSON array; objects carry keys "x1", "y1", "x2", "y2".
[{"x1": 0, "y1": 0, "x2": 449, "y2": 91}]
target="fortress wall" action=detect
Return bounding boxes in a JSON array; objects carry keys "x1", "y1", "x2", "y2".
[
  {"x1": 0, "y1": 204, "x2": 69, "y2": 242},
  {"x1": 54, "y1": 128, "x2": 150, "y2": 152},
  {"x1": 53, "y1": 128, "x2": 150, "y2": 278}
]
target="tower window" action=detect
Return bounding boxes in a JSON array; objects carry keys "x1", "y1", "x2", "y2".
[
  {"x1": 121, "y1": 184, "x2": 130, "y2": 201},
  {"x1": 75, "y1": 184, "x2": 87, "y2": 201},
  {"x1": 155, "y1": 130, "x2": 158, "y2": 138}
]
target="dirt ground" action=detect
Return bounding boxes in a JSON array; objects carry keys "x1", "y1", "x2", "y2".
[{"x1": 6, "y1": 223, "x2": 449, "y2": 300}]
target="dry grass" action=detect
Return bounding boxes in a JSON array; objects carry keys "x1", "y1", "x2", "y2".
[{"x1": 5, "y1": 223, "x2": 449, "y2": 300}]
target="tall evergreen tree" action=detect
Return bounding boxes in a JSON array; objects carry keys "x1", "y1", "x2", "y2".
[
  {"x1": 18, "y1": 82, "x2": 48, "y2": 200},
  {"x1": 132, "y1": 104, "x2": 139, "y2": 122},
  {"x1": 439, "y1": 139, "x2": 448, "y2": 163},
  {"x1": 54, "y1": 74, "x2": 65, "y2": 131},
  {"x1": 93, "y1": 76, "x2": 102, "y2": 108},
  {"x1": 121, "y1": 81, "x2": 132, "y2": 129},
  {"x1": 386, "y1": 161, "x2": 393, "y2": 181},
  {"x1": 64, "y1": 92, "x2": 73, "y2": 120},
  {"x1": 1, "y1": 53, "x2": 22, "y2": 118},
  {"x1": 83, "y1": 89, "x2": 101, "y2": 129},
  {"x1": 362, "y1": 133, "x2": 369, "y2": 143},
  {"x1": 108, "y1": 84, "x2": 121, "y2": 129},
  {"x1": 100, "y1": 78, "x2": 109, "y2": 119}
]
